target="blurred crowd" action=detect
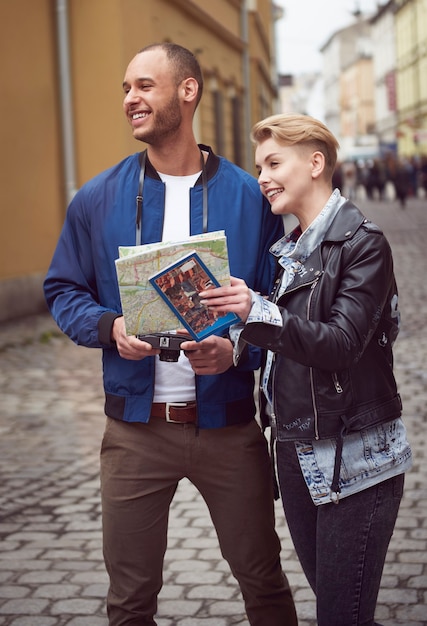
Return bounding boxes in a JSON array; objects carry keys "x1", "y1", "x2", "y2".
[{"x1": 333, "y1": 154, "x2": 427, "y2": 208}]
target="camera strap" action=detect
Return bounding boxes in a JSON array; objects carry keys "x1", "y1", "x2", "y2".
[
  {"x1": 135, "y1": 150, "x2": 146, "y2": 246},
  {"x1": 135, "y1": 149, "x2": 208, "y2": 246}
]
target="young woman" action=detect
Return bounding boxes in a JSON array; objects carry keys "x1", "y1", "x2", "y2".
[{"x1": 200, "y1": 114, "x2": 412, "y2": 626}]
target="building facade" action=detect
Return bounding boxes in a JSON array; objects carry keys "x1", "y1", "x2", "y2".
[
  {"x1": 394, "y1": 0, "x2": 427, "y2": 155},
  {"x1": 280, "y1": 0, "x2": 427, "y2": 164},
  {"x1": 0, "y1": 0, "x2": 280, "y2": 322},
  {"x1": 321, "y1": 18, "x2": 377, "y2": 161},
  {"x1": 371, "y1": 0, "x2": 398, "y2": 155}
]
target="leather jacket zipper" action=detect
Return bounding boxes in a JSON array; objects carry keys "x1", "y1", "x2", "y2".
[
  {"x1": 332, "y1": 372, "x2": 343, "y2": 393},
  {"x1": 307, "y1": 274, "x2": 322, "y2": 440},
  {"x1": 309, "y1": 367, "x2": 319, "y2": 440}
]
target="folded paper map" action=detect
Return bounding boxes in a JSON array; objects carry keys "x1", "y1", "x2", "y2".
[{"x1": 115, "y1": 231, "x2": 233, "y2": 336}]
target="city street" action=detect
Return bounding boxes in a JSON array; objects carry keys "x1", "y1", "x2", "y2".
[{"x1": 0, "y1": 194, "x2": 426, "y2": 626}]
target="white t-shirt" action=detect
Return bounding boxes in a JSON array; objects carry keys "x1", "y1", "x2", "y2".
[{"x1": 152, "y1": 170, "x2": 201, "y2": 402}]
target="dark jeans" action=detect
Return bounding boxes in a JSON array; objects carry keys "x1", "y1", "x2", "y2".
[
  {"x1": 276, "y1": 441, "x2": 404, "y2": 626},
  {"x1": 101, "y1": 417, "x2": 297, "y2": 626}
]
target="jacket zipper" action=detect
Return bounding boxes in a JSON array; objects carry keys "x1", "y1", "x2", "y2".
[
  {"x1": 332, "y1": 372, "x2": 343, "y2": 393},
  {"x1": 307, "y1": 275, "x2": 321, "y2": 440},
  {"x1": 274, "y1": 270, "x2": 322, "y2": 439}
]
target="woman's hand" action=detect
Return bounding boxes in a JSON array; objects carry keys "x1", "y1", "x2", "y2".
[{"x1": 199, "y1": 276, "x2": 252, "y2": 323}]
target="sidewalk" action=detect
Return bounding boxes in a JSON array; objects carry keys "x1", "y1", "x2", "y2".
[{"x1": 0, "y1": 195, "x2": 426, "y2": 625}]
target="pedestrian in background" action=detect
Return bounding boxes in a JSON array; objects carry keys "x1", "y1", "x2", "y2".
[
  {"x1": 200, "y1": 113, "x2": 412, "y2": 626},
  {"x1": 44, "y1": 43, "x2": 297, "y2": 626},
  {"x1": 342, "y1": 160, "x2": 357, "y2": 200},
  {"x1": 394, "y1": 157, "x2": 412, "y2": 208}
]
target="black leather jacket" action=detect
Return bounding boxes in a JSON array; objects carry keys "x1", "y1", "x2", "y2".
[{"x1": 242, "y1": 201, "x2": 402, "y2": 444}]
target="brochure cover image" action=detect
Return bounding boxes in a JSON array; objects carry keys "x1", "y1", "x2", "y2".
[{"x1": 148, "y1": 251, "x2": 239, "y2": 341}]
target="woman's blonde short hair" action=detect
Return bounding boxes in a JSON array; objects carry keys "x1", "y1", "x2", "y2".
[{"x1": 251, "y1": 114, "x2": 340, "y2": 181}]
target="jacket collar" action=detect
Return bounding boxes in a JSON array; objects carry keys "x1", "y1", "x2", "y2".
[
  {"x1": 142, "y1": 144, "x2": 220, "y2": 184},
  {"x1": 324, "y1": 200, "x2": 368, "y2": 243},
  {"x1": 273, "y1": 199, "x2": 371, "y2": 293}
]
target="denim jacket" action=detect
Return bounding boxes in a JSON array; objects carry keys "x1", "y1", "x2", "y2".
[{"x1": 293, "y1": 419, "x2": 411, "y2": 505}]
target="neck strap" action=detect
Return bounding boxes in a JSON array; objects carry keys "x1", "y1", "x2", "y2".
[{"x1": 135, "y1": 150, "x2": 208, "y2": 246}]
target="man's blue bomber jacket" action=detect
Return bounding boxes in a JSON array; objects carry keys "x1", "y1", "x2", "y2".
[{"x1": 44, "y1": 145, "x2": 283, "y2": 428}]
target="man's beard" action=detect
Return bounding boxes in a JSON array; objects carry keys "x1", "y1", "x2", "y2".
[{"x1": 135, "y1": 92, "x2": 182, "y2": 144}]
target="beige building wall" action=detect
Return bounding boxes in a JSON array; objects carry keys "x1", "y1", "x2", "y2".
[
  {"x1": 340, "y1": 56, "x2": 375, "y2": 156},
  {"x1": 0, "y1": 0, "x2": 278, "y2": 322},
  {"x1": 395, "y1": 0, "x2": 427, "y2": 155},
  {"x1": 0, "y1": 0, "x2": 63, "y2": 319}
]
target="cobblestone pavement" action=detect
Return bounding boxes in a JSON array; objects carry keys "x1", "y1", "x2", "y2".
[{"x1": 0, "y1": 196, "x2": 426, "y2": 626}]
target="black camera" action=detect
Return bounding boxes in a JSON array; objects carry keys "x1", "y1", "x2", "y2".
[{"x1": 136, "y1": 332, "x2": 189, "y2": 362}]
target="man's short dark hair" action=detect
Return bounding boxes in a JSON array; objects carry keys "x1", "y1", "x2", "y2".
[{"x1": 138, "y1": 42, "x2": 203, "y2": 106}]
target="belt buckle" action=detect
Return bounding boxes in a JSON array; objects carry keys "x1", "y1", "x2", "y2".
[{"x1": 165, "y1": 402, "x2": 188, "y2": 423}]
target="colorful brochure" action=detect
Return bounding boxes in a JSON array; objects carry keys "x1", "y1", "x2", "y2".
[{"x1": 148, "y1": 250, "x2": 238, "y2": 341}]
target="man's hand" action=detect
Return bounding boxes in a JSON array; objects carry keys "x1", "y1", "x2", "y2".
[
  {"x1": 181, "y1": 334, "x2": 233, "y2": 375},
  {"x1": 112, "y1": 316, "x2": 161, "y2": 360}
]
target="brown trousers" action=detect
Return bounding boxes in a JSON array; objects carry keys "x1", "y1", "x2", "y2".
[{"x1": 100, "y1": 416, "x2": 297, "y2": 626}]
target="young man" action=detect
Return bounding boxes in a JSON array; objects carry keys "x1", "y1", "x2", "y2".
[{"x1": 44, "y1": 44, "x2": 297, "y2": 626}]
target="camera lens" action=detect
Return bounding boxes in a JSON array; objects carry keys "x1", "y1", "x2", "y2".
[{"x1": 159, "y1": 349, "x2": 181, "y2": 362}]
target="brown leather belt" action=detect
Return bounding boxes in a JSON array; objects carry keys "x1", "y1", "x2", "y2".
[{"x1": 150, "y1": 402, "x2": 197, "y2": 424}]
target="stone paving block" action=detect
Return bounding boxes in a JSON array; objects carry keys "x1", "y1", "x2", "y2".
[
  {"x1": 396, "y1": 604, "x2": 427, "y2": 622},
  {"x1": 0, "y1": 573, "x2": 13, "y2": 584},
  {"x1": 378, "y1": 588, "x2": 419, "y2": 604},
  {"x1": 8, "y1": 618, "x2": 58, "y2": 626},
  {"x1": 174, "y1": 617, "x2": 231, "y2": 626},
  {"x1": 52, "y1": 561, "x2": 97, "y2": 571},
  {"x1": 158, "y1": 584, "x2": 183, "y2": 600},
  {"x1": 0, "y1": 598, "x2": 49, "y2": 615},
  {"x1": 214, "y1": 560, "x2": 235, "y2": 573},
  {"x1": 0, "y1": 542, "x2": 20, "y2": 553},
  {"x1": 32, "y1": 584, "x2": 82, "y2": 599},
  {"x1": 62, "y1": 616, "x2": 108, "y2": 626},
  {"x1": 158, "y1": 599, "x2": 203, "y2": 617},
  {"x1": 384, "y1": 562, "x2": 423, "y2": 576},
  {"x1": 181, "y1": 537, "x2": 219, "y2": 549},
  {"x1": 17, "y1": 571, "x2": 67, "y2": 584},
  {"x1": 0, "y1": 586, "x2": 30, "y2": 599},
  {"x1": 65, "y1": 521, "x2": 101, "y2": 532},
  {"x1": 69, "y1": 571, "x2": 109, "y2": 585},
  {"x1": 0, "y1": 560, "x2": 50, "y2": 572},
  {"x1": 389, "y1": 537, "x2": 427, "y2": 551},
  {"x1": 407, "y1": 575, "x2": 427, "y2": 588},
  {"x1": 293, "y1": 599, "x2": 316, "y2": 621},
  {"x1": 174, "y1": 571, "x2": 223, "y2": 585},
  {"x1": 50, "y1": 598, "x2": 103, "y2": 615},
  {"x1": 65, "y1": 531, "x2": 102, "y2": 542},
  {"x1": 0, "y1": 525, "x2": 23, "y2": 534},
  {"x1": 164, "y1": 548, "x2": 197, "y2": 561},
  {"x1": 80, "y1": 584, "x2": 108, "y2": 598},
  {"x1": 5, "y1": 532, "x2": 58, "y2": 543},
  {"x1": 168, "y1": 560, "x2": 211, "y2": 573},
  {"x1": 188, "y1": 584, "x2": 237, "y2": 600},
  {"x1": 380, "y1": 574, "x2": 399, "y2": 587},
  {"x1": 195, "y1": 548, "x2": 223, "y2": 561},
  {"x1": 206, "y1": 600, "x2": 247, "y2": 617},
  {"x1": 399, "y1": 550, "x2": 427, "y2": 564},
  {"x1": 167, "y1": 516, "x2": 192, "y2": 529}
]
